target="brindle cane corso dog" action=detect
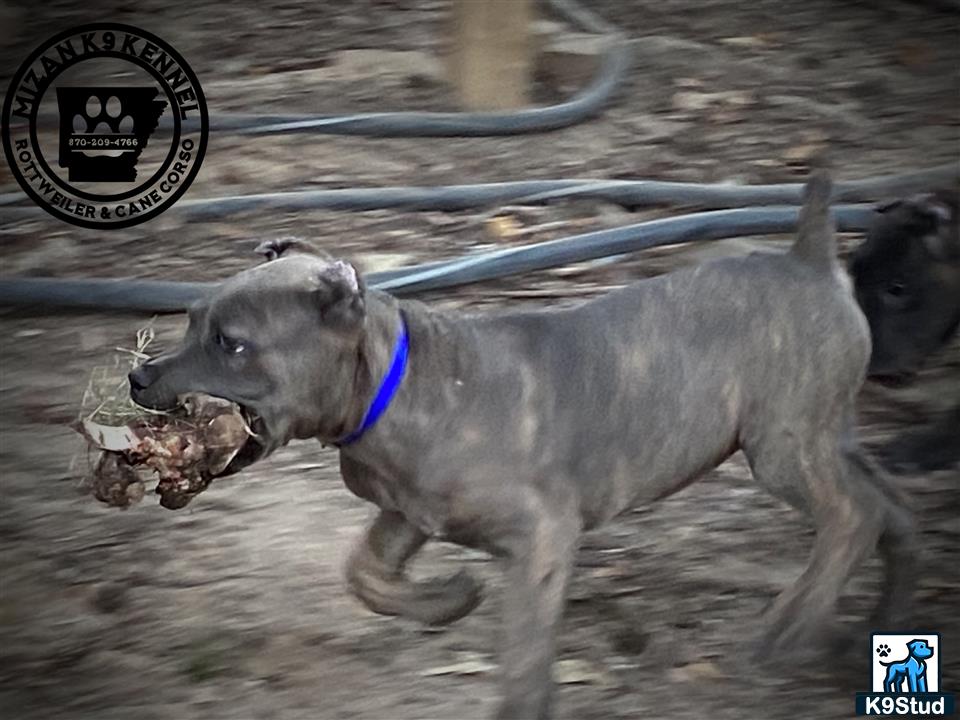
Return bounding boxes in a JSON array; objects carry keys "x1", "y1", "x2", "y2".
[{"x1": 131, "y1": 172, "x2": 916, "y2": 719}]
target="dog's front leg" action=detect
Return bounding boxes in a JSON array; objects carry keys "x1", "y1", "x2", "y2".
[
  {"x1": 346, "y1": 510, "x2": 483, "y2": 625},
  {"x1": 909, "y1": 668, "x2": 925, "y2": 693},
  {"x1": 494, "y1": 494, "x2": 580, "y2": 720}
]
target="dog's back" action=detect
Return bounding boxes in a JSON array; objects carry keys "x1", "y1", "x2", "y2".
[{"x1": 407, "y1": 172, "x2": 870, "y2": 526}]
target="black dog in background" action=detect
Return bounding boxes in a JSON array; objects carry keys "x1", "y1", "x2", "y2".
[{"x1": 850, "y1": 189, "x2": 960, "y2": 472}]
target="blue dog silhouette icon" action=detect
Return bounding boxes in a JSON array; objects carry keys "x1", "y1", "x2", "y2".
[{"x1": 881, "y1": 639, "x2": 934, "y2": 693}]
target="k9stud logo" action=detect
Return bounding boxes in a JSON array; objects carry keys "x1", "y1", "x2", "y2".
[
  {"x1": 2, "y1": 23, "x2": 208, "y2": 229},
  {"x1": 856, "y1": 632, "x2": 956, "y2": 717}
]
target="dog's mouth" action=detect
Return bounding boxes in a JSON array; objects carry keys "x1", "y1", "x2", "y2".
[
  {"x1": 153, "y1": 406, "x2": 267, "y2": 507},
  {"x1": 219, "y1": 404, "x2": 271, "y2": 476},
  {"x1": 128, "y1": 389, "x2": 280, "y2": 479},
  {"x1": 867, "y1": 355, "x2": 925, "y2": 388}
]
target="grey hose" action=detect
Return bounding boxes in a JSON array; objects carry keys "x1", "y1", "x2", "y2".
[
  {"x1": 2, "y1": 164, "x2": 954, "y2": 223},
  {"x1": 175, "y1": 163, "x2": 956, "y2": 219},
  {"x1": 216, "y1": 42, "x2": 630, "y2": 137},
  {"x1": 211, "y1": 0, "x2": 629, "y2": 136},
  {"x1": 0, "y1": 204, "x2": 877, "y2": 313},
  {"x1": 373, "y1": 204, "x2": 877, "y2": 293}
]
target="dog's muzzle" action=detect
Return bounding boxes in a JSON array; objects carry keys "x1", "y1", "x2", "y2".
[{"x1": 128, "y1": 357, "x2": 183, "y2": 411}]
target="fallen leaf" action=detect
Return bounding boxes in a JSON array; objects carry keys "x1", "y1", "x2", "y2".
[
  {"x1": 672, "y1": 91, "x2": 713, "y2": 112},
  {"x1": 718, "y1": 35, "x2": 770, "y2": 49},
  {"x1": 486, "y1": 215, "x2": 521, "y2": 240},
  {"x1": 668, "y1": 661, "x2": 724, "y2": 683},
  {"x1": 420, "y1": 654, "x2": 496, "y2": 677},
  {"x1": 783, "y1": 143, "x2": 824, "y2": 165},
  {"x1": 554, "y1": 658, "x2": 612, "y2": 686}
]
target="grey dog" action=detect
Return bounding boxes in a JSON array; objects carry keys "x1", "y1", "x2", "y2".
[{"x1": 130, "y1": 172, "x2": 916, "y2": 719}]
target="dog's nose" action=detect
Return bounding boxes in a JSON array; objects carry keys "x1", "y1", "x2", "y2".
[{"x1": 128, "y1": 362, "x2": 157, "y2": 393}]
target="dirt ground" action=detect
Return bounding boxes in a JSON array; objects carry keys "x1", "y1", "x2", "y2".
[{"x1": 1, "y1": 1, "x2": 958, "y2": 718}]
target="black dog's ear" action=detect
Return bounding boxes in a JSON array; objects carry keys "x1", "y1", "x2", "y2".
[
  {"x1": 922, "y1": 221, "x2": 959, "y2": 262},
  {"x1": 908, "y1": 192, "x2": 953, "y2": 221},
  {"x1": 316, "y1": 260, "x2": 366, "y2": 329},
  {"x1": 877, "y1": 194, "x2": 953, "y2": 218},
  {"x1": 875, "y1": 194, "x2": 952, "y2": 250},
  {"x1": 255, "y1": 237, "x2": 328, "y2": 262},
  {"x1": 908, "y1": 192, "x2": 958, "y2": 261}
]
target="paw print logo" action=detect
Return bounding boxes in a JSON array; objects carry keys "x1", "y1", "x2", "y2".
[
  {"x1": 877, "y1": 643, "x2": 892, "y2": 658},
  {"x1": 56, "y1": 86, "x2": 166, "y2": 183}
]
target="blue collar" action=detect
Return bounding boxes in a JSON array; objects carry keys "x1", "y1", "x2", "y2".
[{"x1": 337, "y1": 316, "x2": 409, "y2": 446}]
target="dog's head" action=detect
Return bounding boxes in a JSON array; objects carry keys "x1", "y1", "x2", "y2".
[
  {"x1": 907, "y1": 639, "x2": 934, "y2": 660},
  {"x1": 129, "y1": 239, "x2": 370, "y2": 471},
  {"x1": 849, "y1": 190, "x2": 960, "y2": 380}
]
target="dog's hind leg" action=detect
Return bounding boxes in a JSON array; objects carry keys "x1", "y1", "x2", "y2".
[
  {"x1": 743, "y1": 428, "x2": 888, "y2": 659},
  {"x1": 346, "y1": 510, "x2": 483, "y2": 625},
  {"x1": 884, "y1": 669, "x2": 901, "y2": 693}
]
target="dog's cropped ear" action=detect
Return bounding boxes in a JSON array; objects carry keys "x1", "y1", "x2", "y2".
[
  {"x1": 315, "y1": 260, "x2": 366, "y2": 329},
  {"x1": 255, "y1": 237, "x2": 327, "y2": 262},
  {"x1": 922, "y1": 227, "x2": 959, "y2": 261},
  {"x1": 911, "y1": 192, "x2": 959, "y2": 261},
  {"x1": 875, "y1": 193, "x2": 958, "y2": 260}
]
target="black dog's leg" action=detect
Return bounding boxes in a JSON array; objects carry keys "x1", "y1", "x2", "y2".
[
  {"x1": 879, "y1": 404, "x2": 960, "y2": 474},
  {"x1": 346, "y1": 510, "x2": 483, "y2": 625},
  {"x1": 846, "y1": 449, "x2": 919, "y2": 628}
]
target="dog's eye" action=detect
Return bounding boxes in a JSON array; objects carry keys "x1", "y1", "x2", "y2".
[
  {"x1": 882, "y1": 281, "x2": 910, "y2": 309},
  {"x1": 214, "y1": 332, "x2": 246, "y2": 355}
]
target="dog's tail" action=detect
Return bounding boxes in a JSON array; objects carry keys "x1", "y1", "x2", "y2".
[{"x1": 790, "y1": 169, "x2": 836, "y2": 269}]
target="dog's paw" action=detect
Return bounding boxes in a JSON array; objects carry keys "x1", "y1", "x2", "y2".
[
  {"x1": 415, "y1": 570, "x2": 484, "y2": 626},
  {"x1": 752, "y1": 617, "x2": 847, "y2": 669},
  {"x1": 348, "y1": 559, "x2": 483, "y2": 627},
  {"x1": 877, "y1": 643, "x2": 892, "y2": 658}
]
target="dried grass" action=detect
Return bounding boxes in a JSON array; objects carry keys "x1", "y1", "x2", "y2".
[{"x1": 79, "y1": 324, "x2": 163, "y2": 426}]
